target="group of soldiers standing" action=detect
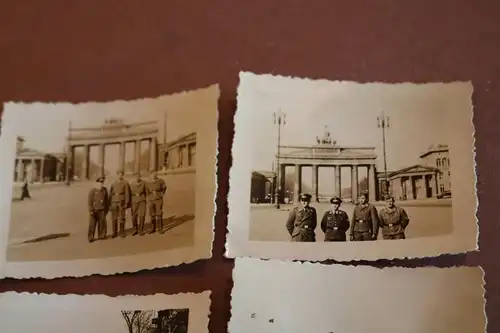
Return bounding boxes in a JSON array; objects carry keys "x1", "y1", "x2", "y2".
[
  {"x1": 87, "y1": 170, "x2": 167, "y2": 243},
  {"x1": 285, "y1": 192, "x2": 410, "y2": 242}
]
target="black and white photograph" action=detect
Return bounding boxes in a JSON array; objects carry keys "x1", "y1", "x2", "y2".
[
  {"x1": 0, "y1": 291, "x2": 211, "y2": 333},
  {"x1": 227, "y1": 72, "x2": 477, "y2": 261},
  {"x1": 229, "y1": 258, "x2": 486, "y2": 333},
  {"x1": 0, "y1": 85, "x2": 218, "y2": 278}
]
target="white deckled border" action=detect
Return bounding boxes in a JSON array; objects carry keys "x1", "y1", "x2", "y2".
[
  {"x1": 229, "y1": 258, "x2": 486, "y2": 333},
  {"x1": 0, "y1": 291, "x2": 211, "y2": 333},
  {"x1": 226, "y1": 72, "x2": 478, "y2": 261},
  {"x1": 0, "y1": 85, "x2": 219, "y2": 278}
]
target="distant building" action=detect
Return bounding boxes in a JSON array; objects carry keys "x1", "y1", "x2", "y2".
[
  {"x1": 14, "y1": 136, "x2": 66, "y2": 183},
  {"x1": 419, "y1": 144, "x2": 451, "y2": 194},
  {"x1": 250, "y1": 171, "x2": 275, "y2": 203},
  {"x1": 158, "y1": 132, "x2": 196, "y2": 171}
]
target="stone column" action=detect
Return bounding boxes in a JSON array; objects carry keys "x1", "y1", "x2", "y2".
[
  {"x1": 118, "y1": 142, "x2": 125, "y2": 173},
  {"x1": 150, "y1": 137, "x2": 158, "y2": 171},
  {"x1": 30, "y1": 158, "x2": 36, "y2": 182},
  {"x1": 40, "y1": 157, "x2": 45, "y2": 183},
  {"x1": 312, "y1": 165, "x2": 318, "y2": 202},
  {"x1": 293, "y1": 164, "x2": 301, "y2": 203},
  {"x1": 98, "y1": 144, "x2": 105, "y2": 177},
  {"x1": 134, "y1": 140, "x2": 141, "y2": 173},
  {"x1": 368, "y1": 164, "x2": 376, "y2": 202},
  {"x1": 183, "y1": 144, "x2": 189, "y2": 168},
  {"x1": 279, "y1": 164, "x2": 286, "y2": 203},
  {"x1": 334, "y1": 165, "x2": 341, "y2": 197},
  {"x1": 431, "y1": 172, "x2": 438, "y2": 197},
  {"x1": 16, "y1": 159, "x2": 23, "y2": 182},
  {"x1": 351, "y1": 165, "x2": 358, "y2": 200},
  {"x1": 82, "y1": 145, "x2": 89, "y2": 180}
]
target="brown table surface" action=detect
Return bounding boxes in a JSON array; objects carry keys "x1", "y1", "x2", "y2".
[{"x1": 0, "y1": 1, "x2": 498, "y2": 332}]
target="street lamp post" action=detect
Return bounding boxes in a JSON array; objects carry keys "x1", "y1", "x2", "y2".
[
  {"x1": 273, "y1": 110, "x2": 286, "y2": 209},
  {"x1": 377, "y1": 111, "x2": 390, "y2": 198}
]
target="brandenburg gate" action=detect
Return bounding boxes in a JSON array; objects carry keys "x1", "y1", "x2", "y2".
[
  {"x1": 66, "y1": 118, "x2": 159, "y2": 180},
  {"x1": 277, "y1": 130, "x2": 378, "y2": 203}
]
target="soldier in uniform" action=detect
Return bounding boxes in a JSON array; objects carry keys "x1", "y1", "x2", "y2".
[
  {"x1": 320, "y1": 196, "x2": 350, "y2": 242},
  {"x1": 146, "y1": 170, "x2": 167, "y2": 234},
  {"x1": 87, "y1": 176, "x2": 109, "y2": 243},
  {"x1": 130, "y1": 172, "x2": 147, "y2": 235},
  {"x1": 109, "y1": 170, "x2": 131, "y2": 238},
  {"x1": 378, "y1": 196, "x2": 410, "y2": 240},
  {"x1": 285, "y1": 193, "x2": 317, "y2": 242},
  {"x1": 350, "y1": 192, "x2": 379, "y2": 241}
]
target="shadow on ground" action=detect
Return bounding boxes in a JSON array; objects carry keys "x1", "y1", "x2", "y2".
[{"x1": 17, "y1": 214, "x2": 195, "y2": 245}]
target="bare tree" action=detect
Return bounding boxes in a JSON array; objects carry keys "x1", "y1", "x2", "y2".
[
  {"x1": 122, "y1": 310, "x2": 142, "y2": 333},
  {"x1": 122, "y1": 310, "x2": 155, "y2": 333},
  {"x1": 133, "y1": 310, "x2": 154, "y2": 333}
]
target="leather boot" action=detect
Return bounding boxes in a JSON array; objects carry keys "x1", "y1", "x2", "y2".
[
  {"x1": 149, "y1": 218, "x2": 156, "y2": 234},
  {"x1": 112, "y1": 221, "x2": 118, "y2": 238},
  {"x1": 119, "y1": 222, "x2": 126, "y2": 238},
  {"x1": 158, "y1": 217, "x2": 165, "y2": 234}
]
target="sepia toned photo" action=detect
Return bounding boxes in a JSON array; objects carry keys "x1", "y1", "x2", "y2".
[
  {"x1": 0, "y1": 85, "x2": 218, "y2": 278},
  {"x1": 0, "y1": 291, "x2": 211, "y2": 333},
  {"x1": 229, "y1": 258, "x2": 486, "y2": 333},
  {"x1": 227, "y1": 72, "x2": 477, "y2": 261}
]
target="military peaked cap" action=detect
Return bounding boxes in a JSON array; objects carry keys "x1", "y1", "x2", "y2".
[
  {"x1": 299, "y1": 193, "x2": 312, "y2": 201},
  {"x1": 330, "y1": 196, "x2": 342, "y2": 204},
  {"x1": 96, "y1": 176, "x2": 105, "y2": 183}
]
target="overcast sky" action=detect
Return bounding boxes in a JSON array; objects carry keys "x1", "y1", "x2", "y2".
[
  {"x1": 245, "y1": 76, "x2": 469, "y2": 173},
  {"x1": 4, "y1": 92, "x2": 199, "y2": 154},
  {"x1": 1, "y1": 307, "x2": 134, "y2": 333}
]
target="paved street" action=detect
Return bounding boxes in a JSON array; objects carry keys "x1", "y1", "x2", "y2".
[
  {"x1": 7, "y1": 176, "x2": 195, "y2": 262},
  {"x1": 249, "y1": 201, "x2": 453, "y2": 242}
]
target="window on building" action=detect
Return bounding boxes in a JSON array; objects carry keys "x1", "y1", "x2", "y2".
[
  {"x1": 441, "y1": 158, "x2": 447, "y2": 167},
  {"x1": 188, "y1": 143, "x2": 196, "y2": 167},
  {"x1": 448, "y1": 171, "x2": 450, "y2": 176},
  {"x1": 440, "y1": 184, "x2": 445, "y2": 193},
  {"x1": 439, "y1": 173, "x2": 443, "y2": 180},
  {"x1": 436, "y1": 158, "x2": 441, "y2": 167}
]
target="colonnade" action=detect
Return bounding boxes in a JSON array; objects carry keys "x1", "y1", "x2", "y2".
[
  {"x1": 278, "y1": 163, "x2": 377, "y2": 203},
  {"x1": 68, "y1": 137, "x2": 158, "y2": 180}
]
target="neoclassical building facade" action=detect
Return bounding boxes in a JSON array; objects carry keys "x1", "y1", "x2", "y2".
[{"x1": 250, "y1": 128, "x2": 450, "y2": 203}]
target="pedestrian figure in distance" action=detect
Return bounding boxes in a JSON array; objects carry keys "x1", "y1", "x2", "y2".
[
  {"x1": 109, "y1": 170, "x2": 131, "y2": 238},
  {"x1": 19, "y1": 180, "x2": 31, "y2": 201},
  {"x1": 146, "y1": 170, "x2": 167, "y2": 234},
  {"x1": 320, "y1": 196, "x2": 350, "y2": 242},
  {"x1": 285, "y1": 193, "x2": 317, "y2": 242},
  {"x1": 378, "y1": 196, "x2": 410, "y2": 240},
  {"x1": 87, "y1": 177, "x2": 109, "y2": 243},
  {"x1": 130, "y1": 172, "x2": 147, "y2": 236},
  {"x1": 350, "y1": 192, "x2": 379, "y2": 241}
]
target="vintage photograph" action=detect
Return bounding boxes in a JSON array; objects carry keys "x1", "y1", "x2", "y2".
[
  {"x1": 0, "y1": 291, "x2": 211, "y2": 333},
  {"x1": 0, "y1": 85, "x2": 218, "y2": 278},
  {"x1": 229, "y1": 258, "x2": 486, "y2": 333},
  {"x1": 227, "y1": 72, "x2": 477, "y2": 261}
]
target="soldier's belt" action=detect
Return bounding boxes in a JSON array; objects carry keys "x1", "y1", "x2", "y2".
[
  {"x1": 358, "y1": 219, "x2": 369, "y2": 223},
  {"x1": 386, "y1": 223, "x2": 401, "y2": 227}
]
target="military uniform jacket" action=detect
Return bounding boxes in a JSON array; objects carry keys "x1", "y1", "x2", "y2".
[
  {"x1": 146, "y1": 178, "x2": 167, "y2": 201},
  {"x1": 378, "y1": 206, "x2": 409, "y2": 236},
  {"x1": 320, "y1": 209, "x2": 350, "y2": 241},
  {"x1": 130, "y1": 180, "x2": 147, "y2": 203},
  {"x1": 286, "y1": 206, "x2": 317, "y2": 242},
  {"x1": 351, "y1": 204, "x2": 379, "y2": 236},
  {"x1": 88, "y1": 187, "x2": 109, "y2": 212},
  {"x1": 109, "y1": 180, "x2": 131, "y2": 205}
]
